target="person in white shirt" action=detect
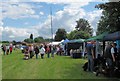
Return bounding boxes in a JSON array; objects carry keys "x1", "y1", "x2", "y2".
[
  {"x1": 6, "y1": 45, "x2": 10, "y2": 55},
  {"x1": 111, "y1": 43, "x2": 117, "y2": 63},
  {"x1": 109, "y1": 43, "x2": 118, "y2": 77},
  {"x1": 40, "y1": 45, "x2": 45, "y2": 59}
]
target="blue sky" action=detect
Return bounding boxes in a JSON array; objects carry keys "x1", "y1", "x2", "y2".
[
  {"x1": 3, "y1": 2, "x2": 65, "y2": 28},
  {"x1": 0, "y1": 0, "x2": 109, "y2": 41}
]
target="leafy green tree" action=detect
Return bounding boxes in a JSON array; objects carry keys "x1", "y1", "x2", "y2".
[
  {"x1": 12, "y1": 40, "x2": 16, "y2": 45},
  {"x1": 30, "y1": 34, "x2": 33, "y2": 40},
  {"x1": 75, "y1": 18, "x2": 93, "y2": 36},
  {"x1": 96, "y1": 2, "x2": 120, "y2": 35},
  {"x1": 67, "y1": 30, "x2": 77, "y2": 40},
  {"x1": 44, "y1": 38, "x2": 52, "y2": 42},
  {"x1": 2, "y1": 41, "x2": 9, "y2": 43},
  {"x1": 34, "y1": 36, "x2": 44, "y2": 43},
  {"x1": 24, "y1": 38, "x2": 33, "y2": 43},
  {"x1": 67, "y1": 18, "x2": 92, "y2": 40},
  {"x1": 74, "y1": 31, "x2": 90, "y2": 39},
  {"x1": 67, "y1": 30, "x2": 90, "y2": 40},
  {"x1": 54, "y1": 28, "x2": 67, "y2": 41},
  {"x1": 29, "y1": 34, "x2": 33, "y2": 43}
]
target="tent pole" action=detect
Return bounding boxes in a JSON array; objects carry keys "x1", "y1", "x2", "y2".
[
  {"x1": 103, "y1": 41, "x2": 105, "y2": 56},
  {"x1": 95, "y1": 41, "x2": 99, "y2": 58},
  {"x1": 82, "y1": 42, "x2": 86, "y2": 57}
]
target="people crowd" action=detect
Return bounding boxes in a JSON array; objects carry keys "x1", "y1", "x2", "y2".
[
  {"x1": 1, "y1": 42, "x2": 65, "y2": 60},
  {"x1": 84, "y1": 41, "x2": 120, "y2": 77},
  {"x1": 1, "y1": 43, "x2": 13, "y2": 55},
  {"x1": 104, "y1": 42, "x2": 120, "y2": 77},
  {"x1": 22, "y1": 43, "x2": 63, "y2": 60}
]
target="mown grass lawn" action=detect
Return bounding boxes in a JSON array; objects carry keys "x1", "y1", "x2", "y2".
[{"x1": 2, "y1": 49, "x2": 108, "y2": 79}]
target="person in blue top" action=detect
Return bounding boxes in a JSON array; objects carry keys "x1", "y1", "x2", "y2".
[{"x1": 86, "y1": 41, "x2": 95, "y2": 72}]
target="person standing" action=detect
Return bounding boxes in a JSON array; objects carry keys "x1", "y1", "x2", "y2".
[
  {"x1": 46, "y1": 45, "x2": 50, "y2": 58},
  {"x1": 108, "y1": 42, "x2": 118, "y2": 77},
  {"x1": 40, "y1": 45, "x2": 45, "y2": 59},
  {"x1": 111, "y1": 43, "x2": 117, "y2": 63},
  {"x1": 86, "y1": 41, "x2": 95, "y2": 72},
  {"x1": 104, "y1": 43, "x2": 112, "y2": 67},
  {"x1": 56, "y1": 46, "x2": 60, "y2": 55},
  {"x1": 29, "y1": 45, "x2": 34, "y2": 59},
  {"x1": 34, "y1": 46, "x2": 39, "y2": 59},
  {"x1": 24, "y1": 46, "x2": 29, "y2": 60},
  {"x1": 51, "y1": 45, "x2": 56, "y2": 57},
  {"x1": 1, "y1": 45, "x2": 6, "y2": 55},
  {"x1": 6, "y1": 45, "x2": 10, "y2": 55},
  {"x1": 9, "y1": 46, "x2": 13, "y2": 54},
  {"x1": 44, "y1": 45, "x2": 47, "y2": 54}
]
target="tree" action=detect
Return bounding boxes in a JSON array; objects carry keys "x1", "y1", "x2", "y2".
[
  {"x1": 54, "y1": 28, "x2": 67, "y2": 41},
  {"x1": 29, "y1": 34, "x2": 33, "y2": 43},
  {"x1": 74, "y1": 31, "x2": 90, "y2": 39},
  {"x1": 96, "y1": 2, "x2": 120, "y2": 35},
  {"x1": 24, "y1": 38, "x2": 33, "y2": 43},
  {"x1": 34, "y1": 36, "x2": 44, "y2": 43},
  {"x1": 2, "y1": 41, "x2": 9, "y2": 43},
  {"x1": 12, "y1": 40, "x2": 16, "y2": 45},
  {"x1": 75, "y1": 18, "x2": 93, "y2": 36},
  {"x1": 67, "y1": 30, "x2": 77, "y2": 40},
  {"x1": 30, "y1": 34, "x2": 33, "y2": 40},
  {"x1": 44, "y1": 38, "x2": 52, "y2": 42},
  {"x1": 67, "y1": 30, "x2": 90, "y2": 40},
  {"x1": 68, "y1": 18, "x2": 92, "y2": 39}
]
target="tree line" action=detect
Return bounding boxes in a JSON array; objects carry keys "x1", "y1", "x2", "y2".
[
  {"x1": 24, "y1": 34, "x2": 52, "y2": 43},
  {"x1": 24, "y1": 18, "x2": 92, "y2": 43}
]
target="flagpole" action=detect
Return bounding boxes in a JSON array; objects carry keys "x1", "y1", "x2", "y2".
[{"x1": 50, "y1": 5, "x2": 54, "y2": 41}]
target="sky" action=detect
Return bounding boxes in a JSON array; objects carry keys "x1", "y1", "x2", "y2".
[{"x1": 0, "y1": 0, "x2": 110, "y2": 41}]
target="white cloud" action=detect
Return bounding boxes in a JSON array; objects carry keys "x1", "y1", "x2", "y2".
[
  {"x1": 0, "y1": 19, "x2": 3, "y2": 26},
  {"x1": 0, "y1": 27, "x2": 3, "y2": 41},
  {"x1": 2, "y1": 2, "x2": 39, "y2": 19},
  {"x1": 86, "y1": 10, "x2": 102, "y2": 36},
  {"x1": 39, "y1": 12, "x2": 44, "y2": 15},
  {"x1": 1, "y1": 27, "x2": 39, "y2": 41},
  {"x1": 33, "y1": 2, "x2": 102, "y2": 38},
  {"x1": 9, "y1": 35, "x2": 15, "y2": 38},
  {"x1": 0, "y1": 5, "x2": 3, "y2": 26},
  {"x1": 2, "y1": 0, "x2": 109, "y2": 3}
]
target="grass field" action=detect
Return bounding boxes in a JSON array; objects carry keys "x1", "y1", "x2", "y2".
[{"x1": 2, "y1": 49, "x2": 108, "y2": 79}]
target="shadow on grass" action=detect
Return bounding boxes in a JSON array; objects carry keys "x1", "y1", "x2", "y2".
[
  {"x1": 58, "y1": 55, "x2": 82, "y2": 60},
  {"x1": 61, "y1": 62, "x2": 108, "y2": 79}
]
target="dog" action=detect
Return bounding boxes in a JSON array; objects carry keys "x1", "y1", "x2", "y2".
[
  {"x1": 82, "y1": 62, "x2": 88, "y2": 71},
  {"x1": 95, "y1": 57, "x2": 120, "y2": 78},
  {"x1": 82, "y1": 58, "x2": 101, "y2": 72}
]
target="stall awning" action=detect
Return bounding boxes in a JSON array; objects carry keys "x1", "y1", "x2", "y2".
[
  {"x1": 69, "y1": 39, "x2": 85, "y2": 43},
  {"x1": 61, "y1": 39, "x2": 69, "y2": 44},
  {"x1": 86, "y1": 32, "x2": 109, "y2": 41},
  {"x1": 49, "y1": 42, "x2": 61, "y2": 45},
  {"x1": 103, "y1": 31, "x2": 120, "y2": 41}
]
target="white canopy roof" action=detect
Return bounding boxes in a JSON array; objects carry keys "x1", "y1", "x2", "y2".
[{"x1": 49, "y1": 42, "x2": 61, "y2": 45}]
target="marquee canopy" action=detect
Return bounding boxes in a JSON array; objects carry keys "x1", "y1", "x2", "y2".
[{"x1": 103, "y1": 31, "x2": 120, "y2": 41}]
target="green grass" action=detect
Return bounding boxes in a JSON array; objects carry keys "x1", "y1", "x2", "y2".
[{"x1": 2, "y1": 49, "x2": 108, "y2": 79}]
